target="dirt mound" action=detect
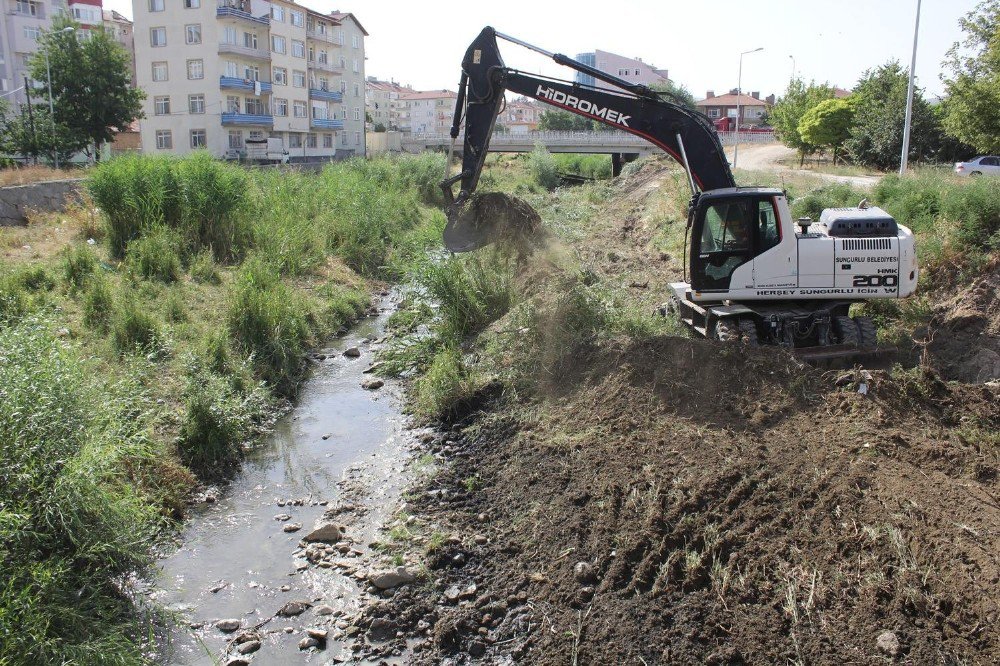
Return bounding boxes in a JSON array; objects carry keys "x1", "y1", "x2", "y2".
[
  {"x1": 444, "y1": 192, "x2": 543, "y2": 254},
  {"x1": 373, "y1": 337, "x2": 1000, "y2": 664},
  {"x1": 923, "y1": 268, "x2": 1000, "y2": 383}
]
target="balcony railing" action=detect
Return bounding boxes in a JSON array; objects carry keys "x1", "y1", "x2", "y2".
[
  {"x1": 220, "y1": 76, "x2": 272, "y2": 94},
  {"x1": 308, "y1": 60, "x2": 340, "y2": 74},
  {"x1": 308, "y1": 88, "x2": 342, "y2": 102},
  {"x1": 218, "y1": 43, "x2": 271, "y2": 61},
  {"x1": 221, "y1": 112, "x2": 274, "y2": 126},
  {"x1": 216, "y1": 2, "x2": 270, "y2": 26},
  {"x1": 310, "y1": 118, "x2": 344, "y2": 130},
  {"x1": 305, "y1": 29, "x2": 343, "y2": 46}
]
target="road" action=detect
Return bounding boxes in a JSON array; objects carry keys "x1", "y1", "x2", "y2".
[{"x1": 725, "y1": 144, "x2": 882, "y2": 188}]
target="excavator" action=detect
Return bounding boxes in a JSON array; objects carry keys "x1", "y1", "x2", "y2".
[{"x1": 440, "y1": 27, "x2": 918, "y2": 359}]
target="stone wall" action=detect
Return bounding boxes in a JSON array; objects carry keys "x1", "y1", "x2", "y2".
[{"x1": 0, "y1": 179, "x2": 84, "y2": 227}]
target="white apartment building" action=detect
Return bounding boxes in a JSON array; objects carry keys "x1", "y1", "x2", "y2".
[
  {"x1": 1, "y1": 0, "x2": 123, "y2": 105},
  {"x1": 398, "y1": 89, "x2": 456, "y2": 134},
  {"x1": 365, "y1": 77, "x2": 412, "y2": 131},
  {"x1": 132, "y1": 0, "x2": 366, "y2": 160},
  {"x1": 574, "y1": 49, "x2": 669, "y2": 92}
]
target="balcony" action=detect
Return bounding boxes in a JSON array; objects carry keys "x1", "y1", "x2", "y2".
[
  {"x1": 309, "y1": 88, "x2": 342, "y2": 103},
  {"x1": 220, "y1": 76, "x2": 272, "y2": 94},
  {"x1": 305, "y1": 29, "x2": 343, "y2": 46},
  {"x1": 218, "y1": 43, "x2": 271, "y2": 61},
  {"x1": 221, "y1": 112, "x2": 274, "y2": 127},
  {"x1": 216, "y1": 1, "x2": 270, "y2": 26},
  {"x1": 310, "y1": 118, "x2": 344, "y2": 130},
  {"x1": 308, "y1": 60, "x2": 341, "y2": 75}
]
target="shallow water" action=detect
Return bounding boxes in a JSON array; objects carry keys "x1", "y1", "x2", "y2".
[{"x1": 151, "y1": 297, "x2": 413, "y2": 665}]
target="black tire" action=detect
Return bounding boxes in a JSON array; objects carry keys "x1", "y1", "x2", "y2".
[
  {"x1": 833, "y1": 315, "x2": 859, "y2": 346},
  {"x1": 970, "y1": 171, "x2": 982, "y2": 177},
  {"x1": 855, "y1": 316, "x2": 877, "y2": 347},
  {"x1": 738, "y1": 319, "x2": 760, "y2": 346},
  {"x1": 714, "y1": 319, "x2": 740, "y2": 342}
]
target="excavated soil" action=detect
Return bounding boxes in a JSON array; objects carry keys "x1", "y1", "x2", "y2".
[
  {"x1": 922, "y1": 268, "x2": 1000, "y2": 383},
  {"x1": 365, "y1": 338, "x2": 999, "y2": 664}
]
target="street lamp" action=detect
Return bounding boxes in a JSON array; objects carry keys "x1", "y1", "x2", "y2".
[
  {"x1": 899, "y1": 0, "x2": 922, "y2": 175},
  {"x1": 788, "y1": 55, "x2": 796, "y2": 81},
  {"x1": 732, "y1": 47, "x2": 763, "y2": 170},
  {"x1": 46, "y1": 26, "x2": 75, "y2": 169}
]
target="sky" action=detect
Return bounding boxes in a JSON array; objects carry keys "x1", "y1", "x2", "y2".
[{"x1": 103, "y1": 0, "x2": 979, "y2": 100}]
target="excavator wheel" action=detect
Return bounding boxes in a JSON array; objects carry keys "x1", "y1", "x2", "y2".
[
  {"x1": 738, "y1": 319, "x2": 760, "y2": 346},
  {"x1": 833, "y1": 315, "x2": 859, "y2": 346},
  {"x1": 714, "y1": 319, "x2": 741, "y2": 342},
  {"x1": 855, "y1": 316, "x2": 878, "y2": 347}
]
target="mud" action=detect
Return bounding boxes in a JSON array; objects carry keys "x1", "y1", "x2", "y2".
[{"x1": 367, "y1": 338, "x2": 1000, "y2": 664}]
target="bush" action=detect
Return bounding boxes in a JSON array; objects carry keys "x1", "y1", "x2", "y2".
[
  {"x1": 412, "y1": 346, "x2": 477, "y2": 419},
  {"x1": 0, "y1": 271, "x2": 27, "y2": 325},
  {"x1": 126, "y1": 226, "x2": 183, "y2": 282},
  {"x1": 175, "y1": 151, "x2": 251, "y2": 261},
  {"x1": 553, "y1": 154, "x2": 613, "y2": 180},
  {"x1": 189, "y1": 249, "x2": 220, "y2": 284},
  {"x1": 82, "y1": 275, "x2": 114, "y2": 332},
  {"x1": 162, "y1": 289, "x2": 187, "y2": 323},
  {"x1": 528, "y1": 143, "x2": 560, "y2": 190},
  {"x1": 790, "y1": 182, "x2": 868, "y2": 220},
  {"x1": 62, "y1": 244, "x2": 97, "y2": 290},
  {"x1": 112, "y1": 298, "x2": 163, "y2": 354},
  {"x1": 419, "y1": 251, "x2": 517, "y2": 341},
  {"x1": 16, "y1": 265, "x2": 56, "y2": 292}
]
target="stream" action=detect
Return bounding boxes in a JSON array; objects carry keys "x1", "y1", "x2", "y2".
[{"x1": 149, "y1": 295, "x2": 418, "y2": 665}]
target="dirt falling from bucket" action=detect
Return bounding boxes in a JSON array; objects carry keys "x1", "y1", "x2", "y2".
[{"x1": 447, "y1": 192, "x2": 544, "y2": 255}]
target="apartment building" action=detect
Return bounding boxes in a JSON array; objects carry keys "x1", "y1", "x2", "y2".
[
  {"x1": 1, "y1": 0, "x2": 135, "y2": 105},
  {"x1": 132, "y1": 0, "x2": 366, "y2": 160},
  {"x1": 574, "y1": 49, "x2": 669, "y2": 91},
  {"x1": 397, "y1": 89, "x2": 456, "y2": 134},
  {"x1": 499, "y1": 96, "x2": 541, "y2": 134},
  {"x1": 365, "y1": 76, "x2": 412, "y2": 131}
]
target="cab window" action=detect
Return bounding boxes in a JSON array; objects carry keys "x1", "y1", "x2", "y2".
[
  {"x1": 757, "y1": 200, "x2": 780, "y2": 252},
  {"x1": 701, "y1": 201, "x2": 750, "y2": 252}
]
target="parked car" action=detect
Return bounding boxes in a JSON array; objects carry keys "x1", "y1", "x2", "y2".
[{"x1": 954, "y1": 156, "x2": 1000, "y2": 177}]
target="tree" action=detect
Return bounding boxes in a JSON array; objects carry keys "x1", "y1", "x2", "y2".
[
  {"x1": 845, "y1": 61, "x2": 942, "y2": 170},
  {"x1": 798, "y1": 97, "x2": 856, "y2": 164},
  {"x1": 29, "y1": 16, "x2": 143, "y2": 161},
  {"x1": 372, "y1": 122, "x2": 387, "y2": 133},
  {"x1": 940, "y1": 0, "x2": 1000, "y2": 153},
  {"x1": 769, "y1": 79, "x2": 835, "y2": 165},
  {"x1": 538, "y1": 108, "x2": 595, "y2": 131},
  {"x1": 0, "y1": 104, "x2": 81, "y2": 165},
  {"x1": 648, "y1": 80, "x2": 697, "y2": 110}
]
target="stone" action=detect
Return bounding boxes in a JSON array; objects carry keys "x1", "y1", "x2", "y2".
[
  {"x1": 451, "y1": 552, "x2": 467, "y2": 567},
  {"x1": 362, "y1": 379, "x2": 384, "y2": 390},
  {"x1": 307, "y1": 628, "x2": 329, "y2": 641},
  {"x1": 209, "y1": 582, "x2": 227, "y2": 593},
  {"x1": 477, "y1": 513, "x2": 488, "y2": 523},
  {"x1": 303, "y1": 523, "x2": 346, "y2": 543},
  {"x1": 236, "y1": 640, "x2": 261, "y2": 655},
  {"x1": 232, "y1": 632, "x2": 257, "y2": 645},
  {"x1": 577, "y1": 586, "x2": 595, "y2": 603},
  {"x1": 277, "y1": 600, "x2": 311, "y2": 617},
  {"x1": 574, "y1": 561, "x2": 596, "y2": 584},
  {"x1": 274, "y1": 513, "x2": 292, "y2": 521},
  {"x1": 215, "y1": 619, "x2": 241, "y2": 633},
  {"x1": 876, "y1": 631, "x2": 900, "y2": 657},
  {"x1": 224, "y1": 659, "x2": 251, "y2": 666},
  {"x1": 459, "y1": 584, "x2": 478, "y2": 600},
  {"x1": 444, "y1": 586, "x2": 462, "y2": 603},
  {"x1": 298, "y1": 637, "x2": 320, "y2": 650},
  {"x1": 314, "y1": 604, "x2": 335, "y2": 616},
  {"x1": 343, "y1": 347, "x2": 361, "y2": 358},
  {"x1": 369, "y1": 567, "x2": 417, "y2": 590},
  {"x1": 473, "y1": 535, "x2": 488, "y2": 545},
  {"x1": 283, "y1": 523, "x2": 302, "y2": 533}
]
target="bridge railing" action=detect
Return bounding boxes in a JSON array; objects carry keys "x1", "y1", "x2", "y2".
[{"x1": 404, "y1": 129, "x2": 778, "y2": 147}]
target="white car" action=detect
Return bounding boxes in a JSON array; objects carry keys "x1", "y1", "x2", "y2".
[{"x1": 954, "y1": 156, "x2": 1000, "y2": 177}]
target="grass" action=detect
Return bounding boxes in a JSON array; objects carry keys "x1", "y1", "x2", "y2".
[{"x1": 0, "y1": 164, "x2": 82, "y2": 187}]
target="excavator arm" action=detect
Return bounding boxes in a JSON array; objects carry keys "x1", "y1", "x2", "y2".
[{"x1": 440, "y1": 27, "x2": 736, "y2": 249}]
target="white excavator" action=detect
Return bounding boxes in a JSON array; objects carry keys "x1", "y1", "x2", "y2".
[{"x1": 440, "y1": 28, "x2": 918, "y2": 360}]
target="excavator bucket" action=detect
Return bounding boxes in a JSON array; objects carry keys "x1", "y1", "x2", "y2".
[{"x1": 443, "y1": 192, "x2": 543, "y2": 253}]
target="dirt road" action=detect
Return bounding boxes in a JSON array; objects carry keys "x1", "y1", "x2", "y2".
[{"x1": 726, "y1": 143, "x2": 882, "y2": 188}]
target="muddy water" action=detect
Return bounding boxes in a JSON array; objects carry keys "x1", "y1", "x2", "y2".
[{"x1": 151, "y1": 297, "x2": 413, "y2": 665}]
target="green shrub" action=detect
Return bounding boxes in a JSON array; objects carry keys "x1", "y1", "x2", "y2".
[
  {"x1": 17, "y1": 265, "x2": 56, "y2": 292},
  {"x1": 528, "y1": 143, "x2": 560, "y2": 190},
  {"x1": 0, "y1": 271, "x2": 27, "y2": 325},
  {"x1": 790, "y1": 182, "x2": 867, "y2": 220},
  {"x1": 175, "y1": 151, "x2": 251, "y2": 261},
  {"x1": 82, "y1": 276, "x2": 114, "y2": 332},
  {"x1": 126, "y1": 226, "x2": 182, "y2": 282},
  {"x1": 393, "y1": 152, "x2": 448, "y2": 205},
  {"x1": 112, "y1": 298, "x2": 163, "y2": 354},
  {"x1": 553, "y1": 153, "x2": 613, "y2": 180},
  {"x1": 0, "y1": 321, "x2": 167, "y2": 665},
  {"x1": 413, "y1": 346, "x2": 477, "y2": 419},
  {"x1": 189, "y1": 249, "x2": 221, "y2": 284},
  {"x1": 419, "y1": 250, "x2": 517, "y2": 341},
  {"x1": 163, "y1": 289, "x2": 188, "y2": 323},
  {"x1": 941, "y1": 177, "x2": 1000, "y2": 251},
  {"x1": 62, "y1": 244, "x2": 98, "y2": 290}
]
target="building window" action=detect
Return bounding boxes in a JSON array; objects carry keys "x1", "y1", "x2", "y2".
[
  {"x1": 340, "y1": 132, "x2": 347, "y2": 146},
  {"x1": 227, "y1": 96, "x2": 240, "y2": 113},
  {"x1": 352, "y1": 34, "x2": 359, "y2": 49},
  {"x1": 189, "y1": 94, "x2": 205, "y2": 114},
  {"x1": 293, "y1": 101, "x2": 306, "y2": 118},
  {"x1": 339, "y1": 56, "x2": 345, "y2": 69},
  {"x1": 244, "y1": 64, "x2": 259, "y2": 81},
  {"x1": 707, "y1": 109, "x2": 720, "y2": 118},
  {"x1": 340, "y1": 80, "x2": 347, "y2": 94},
  {"x1": 155, "y1": 130, "x2": 172, "y2": 149},
  {"x1": 323, "y1": 134, "x2": 332, "y2": 148},
  {"x1": 307, "y1": 45, "x2": 315, "y2": 62},
  {"x1": 274, "y1": 98, "x2": 288, "y2": 116},
  {"x1": 225, "y1": 61, "x2": 239, "y2": 78},
  {"x1": 353, "y1": 83, "x2": 359, "y2": 97},
  {"x1": 292, "y1": 70, "x2": 306, "y2": 88},
  {"x1": 318, "y1": 50, "x2": 328, "y2": 65},
  {"x1": 190, "y1": 129, "x2": 206, "y2": 148},
  {"x1": 273, "y1": 67, "x2": 287, "y2": 85},
  {"x1": 152, "y1": 61, "x2": 168, "y2": 81},
  {"x1": 352, "y1": 59, "x2": 359, "y2": 73},
  {"x1": 23, "y1": 26, "x2": 41, "y2": 40},
  {"x1": 149, "y1": 0, "x2": 164, "y2": 11},
  {"x1": 150, "y1": 27, "x2": 166, "y2": 47},
  {"x1": 73, "y1": 5, "x2": 101, "y2": 22},
  {"x1": 291, "y1": 40, "x2": 305, "y2": 58},
  {"x1": 222, "y1": 26, "x2": 237, "y2": 45},
  {"x1": 726, "y1": 108, "x2": 738, "y2": 118},
  {"x1": 185, "y1": 24, "x2": 201, "y2": 45},
  {"x1": 353, "y1": 107, "x2": 360, "y2": 121},
  {"x1": 245, "y1": 97, "x2": 266, "y2": 115},
  {"x1": 289, "y1": 133, "x2": 302, "y2": 148},
  {"x1": 355, "y1": 131, "x2": 360, "y2": 146},
  {"x1": 271, "y1": 35, "x2": 286, "y2": 54},
  {"x1": 187, "y1": 59, "x2": 204, "y2": 80},
  {"x1": 228, "y1": 130, "x2": 243, "y2": 150},
  {"x1": 290, "y1": 10, "x2": 304, "y2": 27},
  {"x1": 154, "y1": 96, "x2": 170, "y2": 115},
  {"x1": 307, "y1": 133, "x2": 317, "y2": 148},
  {"x1": 271, "y1": 5, "x2": 284, "y2": 21},
  {"x1": 184, "y1": 0, "x2": 200, "y2": 7},
  {"x1": 15, "y1": 0, "x2": 40, "y2": 16},
  {"x1": 243, "y1": 32, "x2": 258, "y2": 49}
]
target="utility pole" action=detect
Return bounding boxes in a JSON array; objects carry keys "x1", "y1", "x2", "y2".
[
  {"x1": 23, "y1": 76, "x2": 38, "y2": 165},
  {"x1": 899, "y1": 0, "x2": 922, "y2": 175},
  {"x1": 733, "y1": 47, "x2": 763, "y2": 170}
]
